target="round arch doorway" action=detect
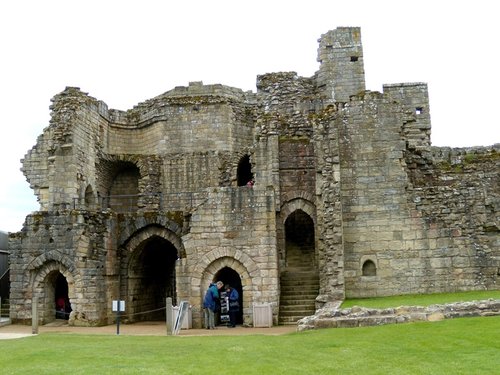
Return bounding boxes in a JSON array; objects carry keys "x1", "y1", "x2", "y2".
[
  {"x1": 213, "y1": 266, "x2": 243, "y2": 325},
  {"x1": 128, "y1": 236, "x2": 178, "y2": 322}
]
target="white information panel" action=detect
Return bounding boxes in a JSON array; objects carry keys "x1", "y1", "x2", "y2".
[{"x1": 112, "y1": 300, "x2": 126, "y2": 312}]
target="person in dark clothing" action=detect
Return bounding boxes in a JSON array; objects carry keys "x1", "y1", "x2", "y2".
[
  {"x1": 203, "y1": 281, "x2": 223, "y2": 329},
  {"x1": 225, "y1": 284, "x2": 240, "y2": 327}
]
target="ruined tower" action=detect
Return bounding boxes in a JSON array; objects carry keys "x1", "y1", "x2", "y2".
[{"x1": 8, "y1": 27, "x2": 499, "y2": 328}]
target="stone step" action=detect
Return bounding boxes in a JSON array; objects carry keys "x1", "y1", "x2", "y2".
[
  {"x1": 280, "y1": 304, "x2": 315, "y2": 311},
  {"x1": 281, "y1": 289, "x2": 317, "y2": 294},
  {"x1": 281, "y1": 298, "x2": 316, "y2": 308},
  {"x1": 280, "y1": 294, "x2": 318, "y2": 302},
  {"x1": 278, "y1": 315, "x2": 308, "y2": 325},
  {"x1": 281, "y1": 279, "x2": 318, "y2": 287},
  {"x1": 280, "y1": 280, "x2": 319, "y2": 288},
  {"x1": 280, "y1": 272, "x2": 318, "y2": 280},
  {"x1": 279, "y1": 262, "x2": 318, "y2": 324},
  {"x1": 280, "y1": 275, "x2": 319, "y2": 283}
]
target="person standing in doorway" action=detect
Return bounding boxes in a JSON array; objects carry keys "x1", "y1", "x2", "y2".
[
  {"x1": 225, "y1": 284, "x2": 240, "y2": 328},
  {"x1": 203, "y1": 281, "x2": 223, "y2": 329}
]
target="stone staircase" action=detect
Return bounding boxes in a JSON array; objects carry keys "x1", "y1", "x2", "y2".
[{"x1": 279, "y1": 245, "x2": 319, "y2": 325}]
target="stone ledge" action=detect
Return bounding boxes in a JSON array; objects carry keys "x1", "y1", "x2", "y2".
[{"x1": 297, "y1": 299, "x2": 500, "y2": 331}]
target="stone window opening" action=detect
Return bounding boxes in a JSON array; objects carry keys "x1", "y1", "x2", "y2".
[
  {"x1": 415, "y1": 107, "x2": 423, "y2": 115},
  {"x1": 350, "y1": 56, "x2": 359, "y2": 62},
  {"x1": 106, "y1": 161, "x2": 140, "y2": 212},
  {"x1": 362, "y1": 259, "x2": 377, "y2": 277},
  {"x1": 236, "y1": 154, "x2": 254, "y2": 187}
]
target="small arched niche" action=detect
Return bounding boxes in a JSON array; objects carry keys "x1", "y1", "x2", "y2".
[{"x1": 362, "y1": 259, "x2": 377, "y2": 277}]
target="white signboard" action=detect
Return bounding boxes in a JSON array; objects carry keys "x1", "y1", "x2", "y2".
[
  {"x1": 112, "y1": 300, "x2": 125, "y2": 312},
  {"x1": 173, "y1": 301, "x2": 189, "y2": 335}
]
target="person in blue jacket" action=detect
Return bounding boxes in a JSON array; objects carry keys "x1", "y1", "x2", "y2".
[
  {"x1": 225, "y1": 284, "x2": 240, "y2": 327},
  {"x1": 203, "y1": 281, "x2": 223, "y2": 329}
]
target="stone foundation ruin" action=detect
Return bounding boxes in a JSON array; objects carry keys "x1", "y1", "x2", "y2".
[{"x1": 8, "y1": 27, "x2": 499, "y2": 327}]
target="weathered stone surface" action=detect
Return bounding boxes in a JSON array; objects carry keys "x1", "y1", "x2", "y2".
[
  {"x1": 8, "y1": 26, "x2": 499, "y2": 328},
  {"x1": 297, "y1": 299, "x2": 500, "y2": 331}
]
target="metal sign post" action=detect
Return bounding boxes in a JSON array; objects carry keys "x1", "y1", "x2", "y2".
[{"x1": 112, "y1": 300, "x2": 125, "y2": 335}]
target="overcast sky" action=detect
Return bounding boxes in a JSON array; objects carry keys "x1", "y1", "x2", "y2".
[{"x1": 1, "y1": 0, "x2": 498, "y2": 233}]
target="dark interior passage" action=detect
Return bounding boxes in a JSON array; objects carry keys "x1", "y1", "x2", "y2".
[
  {"x1": 54, "y1": 273, "x2": 71, "y2": 320},
  {"x1": 128, "y1": 236, "x2": 178, "y2": 321},
  {"x1": 285, "y1": 209, "x2": 314, "y2": 249},
  {"x1": 214, "y1": 266, "x2": 243, "y2": 325},
  {"x1": 236, "y1": 155, "x2": 253, "y2": 186}
]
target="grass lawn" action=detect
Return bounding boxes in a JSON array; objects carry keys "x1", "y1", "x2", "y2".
[
  {"x1": 1, "y1": 315, "x2": 499, "y2": 374},
  {"x1": 342, "y1": 290, "x2": 500, "y2": 309}
]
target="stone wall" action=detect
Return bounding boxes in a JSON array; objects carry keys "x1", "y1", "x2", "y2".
[
  {"x1": 10, "y1": 26, "x2": 499, "y2": 328},
  {"x1": 297, "y1": 299, "x2": 500, "y2": 331}
]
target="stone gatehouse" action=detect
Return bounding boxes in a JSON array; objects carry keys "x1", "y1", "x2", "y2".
[{"x1": 8, "y1": 27, "x2": 499, "y2": 328}]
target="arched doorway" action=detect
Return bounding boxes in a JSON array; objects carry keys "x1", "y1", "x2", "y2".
[
  {"x1": 279, "y1": 209, "x2": 318, "y2": 324},
  {"x1": 285, "y1": 209, "x2": 315, "y2": 263},
  {"x1": 213, "y1": 266, "x2": 243, "y2": 325},
  {"x1": 128, "y1": 236, "x2": 178, "y2": 321},
  {"x1": 41, "y1": 271, "x2": 72, "y2": 321}
]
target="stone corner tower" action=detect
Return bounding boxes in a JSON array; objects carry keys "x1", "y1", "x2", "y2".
[{"x1": 316, "y1": 26, "x2": 366, "y2": 102}]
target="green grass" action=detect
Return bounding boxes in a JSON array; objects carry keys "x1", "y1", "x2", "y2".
[
  {"x1": 342, "y1": 290, "x2": 500, "y2": 309},
  {"x1": 1, "y1": 316, "x2": 499, "y2": 374}
]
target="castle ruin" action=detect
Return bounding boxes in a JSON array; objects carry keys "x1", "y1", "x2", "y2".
[{"x1": 8, "y1": 27, "x2": 499, "y2": 327}]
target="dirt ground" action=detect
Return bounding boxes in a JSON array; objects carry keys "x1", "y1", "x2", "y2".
[{"x1": 0, "y1": 320, "x2": 297, "y2": 339}]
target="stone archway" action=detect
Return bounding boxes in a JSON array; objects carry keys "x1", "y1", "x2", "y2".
[
  {"x1": 122, "y1": 226, "x2": 182, "y2": 322},
  {"x1": 214, "y1": 266, "x2": 244, "y2": 325},
  {"x1": 196, "y1": 254, "x2": 255, "y2": 328},
  {"x1": 285, "y1": 209, "x2": 315, "y2": 266},
  {"x1": 279, "y1": 206, "x2": 319, "y2": 325},
  {"x1": 279, "y1": 197, "x2": 317, "y2": 269},
  {"x1": 31, "y1": 261, "x2": 76, "y2": 325}
]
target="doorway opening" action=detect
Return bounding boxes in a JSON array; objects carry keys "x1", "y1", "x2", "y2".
[
  {"x1": 285, "y1": 209, "x2": 315, "y2": 263},
  {"x1": 54, "y1": 273, "x2": 71, "y2": 320},
  {"x1": 128, "y1": 236, "x2": 178, "y2": 321},
  {"x1": 213, "y1": 266, "x2": 243, "y2": 325}
]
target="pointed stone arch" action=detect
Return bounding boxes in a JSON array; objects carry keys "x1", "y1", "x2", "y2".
[
  {"x1": 123, "y1": 224, "x2": 184, "y2": 259},
  {"x1": 192, "y1": 248, "x2": 257, "y2": 326},
  {"x1": 121, "y1": 225, "x2": 184, "y2": 321},
  {"x1": 280, "y1": 194, "x2": 317, "y2": 225},
  {"x1": 31, "y1": 260, "x2": 78, "y2": 325},
  {"x1": 278, "y1": 196, "x2": 317, "y2": 269}
]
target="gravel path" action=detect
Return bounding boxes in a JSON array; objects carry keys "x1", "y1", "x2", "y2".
[{"x1": 0, "y1": 321, "x2": 296, "y2": 339}]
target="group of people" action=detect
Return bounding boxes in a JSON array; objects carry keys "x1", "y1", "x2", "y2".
[{"x1": 203, "y1": 280, "x2": 240, "y2": 329}]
